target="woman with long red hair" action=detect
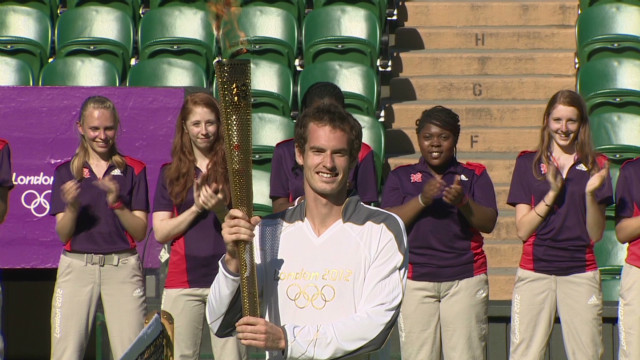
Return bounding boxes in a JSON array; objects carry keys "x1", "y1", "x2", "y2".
[{"x1": 152, "y1": 92, "x2": 246, "y2": 360}]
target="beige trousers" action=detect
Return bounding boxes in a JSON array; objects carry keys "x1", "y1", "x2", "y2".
[
  {"x1": 618, "y1": 263, "x2": 640, "y2": 360},
  {"x1": 398, "y1": 274, "x2": 488, "y2": 360}
]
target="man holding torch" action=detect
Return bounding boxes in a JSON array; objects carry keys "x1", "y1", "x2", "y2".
[{"x1": 206, "y1": 103, "x2": 407, "y2": 359}]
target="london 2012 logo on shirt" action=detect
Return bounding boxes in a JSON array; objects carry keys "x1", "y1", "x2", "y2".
[{"x1": 410, "y1": 172, "x2": 422, "y2": 183}]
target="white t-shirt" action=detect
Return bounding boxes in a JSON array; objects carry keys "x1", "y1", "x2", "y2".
[{"x1": 207, "y1": 196, "x2": 408, "y2": 359}]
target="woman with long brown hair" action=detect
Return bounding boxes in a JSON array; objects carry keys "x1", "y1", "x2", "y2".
[
  {"x1": 152, "y1": 92, "x2": 246, "y2": 360},
  {"x1": 49, "y1": 95, "x2": 149, "y2": 359},
  {"x1": 507, "y1": 90, "x2": 612, "y2": 359}
]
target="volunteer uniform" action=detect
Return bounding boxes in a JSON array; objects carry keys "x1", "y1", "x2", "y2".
[
  {"x1": 270, "y1": 139, "x2": 379, "y2": 205},
  {"x1": 615, "y1": 157, "x2": 640, "y2": 360},
  {"x1": 0, "y1": 139, "x2": 13, "y2": 360},
  {"x1": 381, "y1": 157, "x2": 497, "y2": 360},
  {"x1": 206, "y1": 196, "x2": 408, "y2": 360},
  {"x1": 153, "y1": 165, "x2": 246, "y2": 360},
  {"x1": 49, "y1": 157, "x2": 149, "y2": 360},
  {"x1": 507, "y1": 151, "x2": 613, "y2": 360}
]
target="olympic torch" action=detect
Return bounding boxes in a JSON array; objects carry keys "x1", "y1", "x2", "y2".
[{"x1": 216, "y1": 59, "x2": 260, "y2": 318}]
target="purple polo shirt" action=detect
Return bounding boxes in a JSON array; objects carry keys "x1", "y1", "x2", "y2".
[
  {"x1": 269, "y1": 138, "x2": 379, "y2": 205},
  {"x1": 153, "y1": 165, "x2": 226, "y2": 289},
  {"x1": 381, "y1": 157, "x2": 497, "y2": 282},
  {"x1": 49, "y1": 157, "x2": 149, "y2": 254},
  {"x1": 0, "y1": 140, "x2": 14, "y2": 189},
  {"x1": 507, "y1": 151, "x2": 613, "y2": 276},
  {"x1": 615, "y1": 157, "x2": 640, "y2": 268}
]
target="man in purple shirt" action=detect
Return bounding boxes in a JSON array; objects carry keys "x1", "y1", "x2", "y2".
[{"x1": 270, "y1": 82, "x2": 379, "y2": 213}]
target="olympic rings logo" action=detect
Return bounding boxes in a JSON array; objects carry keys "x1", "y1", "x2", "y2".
[
  {"x1": 286, "y1": 283, "x2": 336, "y2": 310},
  {"x1": 21, "y1": 190, "x2": 51, "y2": 217}
]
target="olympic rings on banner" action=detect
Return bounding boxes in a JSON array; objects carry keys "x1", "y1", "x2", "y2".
[{"x1": 21, "y1": 190, "x2": 51, "y2": 217}]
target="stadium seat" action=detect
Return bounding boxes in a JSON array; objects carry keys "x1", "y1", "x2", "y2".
[
  {"x1": 55, "y1": 6, "x2": 134, "y2": 81},
  {"x1": 149, "y1": 0, "x2": 208, "y2": 10},
  {"x1": 0, "y1": 5, "x2": 51, "y2": 79},
  {"x1": 65, "y1": 0, "x2": 142, "y2": 26},
  {"x1": 352, "y1": 113, "x2": 385, "y2": 187},
  {"x1": 596, "y1": 208, "x2": 625, "y2": 301},
  {"x1": 589, "y1": 98, "x2": 640, "y2": 148},
  {"x1": 312, "y1": 0, "x2": 386, "y2": 31},
  {"x1": 0, "y1": 56, "x2": 34, "y2": 85},
  {"x1": 138, "y1": 6, "x2": 216, "y2": 83},
  {"x1": 127, "y1": 58, "x2": 208, "y2": 87},
  {"x1": 215, "y1": 58, "x2": 293, "y2": 117},
  {"x1": 39, "y1": 57, "x2": 120, "y2": 86},
  {"x1": 220, "y1": 6, "x2": 298, "y2": 71},
  {"x1": 577, "y1": 56, "x2": 640, "y2": 108},
  {"x1": 2, "y1": 0, "x2": 59, "y2": 23},
  {"x1": 252, "y1": 146, "x2": 274, "y2": 217},
  {"x1": 576, "y1": 2, "x2": 640, "y2": 65},
  {"x1": 298, "y1": 61, "x2": 379, "y2": 116},
  {"x1": 252, "y1": 112, "x2": 294, "y2": 148},
  {"x1": 302, "y1": 5, "x2": 380, "y2": 68},
  {"x1": 243, "y1": 0, "x2": 306, "y2": 25}
]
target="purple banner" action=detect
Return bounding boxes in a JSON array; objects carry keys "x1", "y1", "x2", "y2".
[{"x1": 0, "y1": 86, "x2": 186, "y2": 268}]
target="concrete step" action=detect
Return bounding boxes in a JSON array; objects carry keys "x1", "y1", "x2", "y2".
[
  {"x1": 388, "y1": 152, "x2": 517, "y2": 184},
  {"x1": 386, "y1": 100, "x2": 547, "y2": 129},
  {"x1": 400, "y1": 1, "x2": 579, "y2": 27},
  {"x1": 488, "y1": 267, "x2": 517, "y2": 300},
  {"x1": 390, "y1": 75, "x2": 576, "y2": 101},
  {"x1": 485, "y1": 240, "x2": 522, "y2": 268},
  {"x1": 394, "y1": 50, "x2": 576, "y2": 76},
  {"x1": 391, "y1": 126, "x2": 539, "y2": 153},
  {"x1": 394, "y1": 26, "x2": 576, "y2": 51}
]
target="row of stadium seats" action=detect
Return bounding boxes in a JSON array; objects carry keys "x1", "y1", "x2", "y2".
[{"x1": 575, "y1": 0, "x2": 640, "y2": 300}]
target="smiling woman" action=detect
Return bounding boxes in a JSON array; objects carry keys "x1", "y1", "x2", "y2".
[{"x1": 381, "y1": 105, "x2": 498, "y2": 360}]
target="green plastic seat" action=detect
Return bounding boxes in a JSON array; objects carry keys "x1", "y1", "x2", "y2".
[
  {"x1": 596, "y1": 208, "x2": 626, "y2": 301},
  {"x1": 313, "y1": 0, "x2": 386, "y2": 32},
  {"x1": 66, "y1": 0, "x2": 142, "y2": 26},
  {"x1": 55, "y1": 6, "x2": 134, "y2": 81},
  {"x1": 577, "y1": 56, "x2": 640, "y2": 108},
  {"x1": 243, "y1": 0, "x2": 306, "y2": 24},
  {"x1": 252, "y1": 146, "x2": 274, "y2": 217},
  {"x1": 589, "y1": 98, "x2": 640, "y2": 148},
  {"x1": 220, "y1": 6, "x2": 298, "y2": 71},
  {"x1": 127, "y1": 58, "x2": 208, "y2": 87},
  {"x1": 2, "y1": 0, "x2": 59, "y2": 23},
  {"x1": 149, "y1": 0, "x2": 208, "y2": 10},
  {"x1": 39, "y1": 57, "x2": 120, "y2": 86},
  {"x1": 298, "y1": 61, "x2": 379, "y2": 116},
  {"x1": 576, "y1": 2, "x2": 640, "y2": 66},
  {"x1": 138, "y1": 6, "x2": 216, "y2": 83},
  {"x1": 352, "y1": 113, "x2": 384, "y2": 188},
  {"x1": 597, "y1": 144, "x2": 640, "y2": 194},
  {"x1": 252, "y1": 112, "x2": 294, "y2": 148},
  {"x1": 0, "y1": 55, "x2": 34, "y2": 85},
  {"x1": 0, "y1": 5, "x2": 51, "y2": 79},
  {"x1": 302, "y1": 5, "x2": 380, "y2": 68}
]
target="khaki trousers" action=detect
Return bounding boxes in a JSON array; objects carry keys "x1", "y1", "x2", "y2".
[
  {"x1": 618, "y1": 263, "x2": 640, "y2": 360},
  {"x1": 399, "y1": 275, "x2": 488, "y2": 360},
  {"x1": 509, "y1": 268, "x2": 603, "y2": 360},
  {"x1": 162, "y1": 288, "x2": 247, "y2": 360},
  {"x1": 50, "y1": 252, "x2": 146, "y2": 360}
]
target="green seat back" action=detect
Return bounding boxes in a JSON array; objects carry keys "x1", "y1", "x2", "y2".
[
  {"x1": 39, "y1": 57, "x2": 120, "y2": 86},
  {"x1": 149, "y1": 0, "x2": 208, "y2": 10},
  {"x1": 252, "y1": 112, "x2": 294, "y2": 148},
  {"x1": 138, "y1": 6, "x2": 216, "y2": 82},
  {"x1": 577, "y1": 2, "x2": 640, "y2": 65},
  {"x1": 2, "y1": 0, "x2": 59, "y2": 23},
  {"x1": 352, "y1": 113, "x2": 384, "y2": 188},
  {"x1": 66, "y1": 0, "x2": 141, "y2": 25},
  {"x1": 220, "y1": 6, "x2": 298, "y2": 71},
  {"x1": 313, "y1": 0, "x2": 386, "y2": 31},
  {"x1": 127, "y1": 58, "x2": 208, "y2": 87},
  {"x1": 0, "y1": 5, "x2": 51, "y2": 78},
  {"x1": 252, "y1": 146, "x2": 274, "y2": 217},
  {"x1": 298, "y1": 61, "x2": 379, "y2": 116},
  {"x1": 577, "y1": 56, "x2": 640, "y2": 106},
  {"x1": 594, "y1": 208, "x2": 626, "y2": 272},
  {"x1": 303, "y1": 5, "x2": 379, "y2": 67},
  {"x1": 590, "y1": 99, "x2": 640, "y2": 148},
  {"x1": 0, "y1": 55, "x2": 34, "y2": 85},
  {"x1": 56, "y1": 6, "x2": 134, "y2": 80},
  {"x1": 243, "y1": 0, "x2": 306, "y2": 24},
  {"x1": 597, "y1": 144, "x2": 640, "y2": 194}
]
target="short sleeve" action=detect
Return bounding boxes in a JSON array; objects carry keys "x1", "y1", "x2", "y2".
[
  {"x1": 49, "y1": 163, "x2": 72, "y2": 216},
  {"x1": 153, "y1": 166, "x2": 174, "y2": 212},
  {"x1": 381, "y1": 170, "x2": 407, "y2": 208},
  {"x1": 129, "y1": 165, "x2": 149, "y2": 212},
  {"x1": 471, "y1": 169, "x2": 498, "y2": 211},
  {"x1": 354, "y1": 148, "x2": 379, "y2": 203},
  {"x1": 507, "y1": 155, "x2": 532, "y2": 207},
  {"x1": 270, "y1": 141, "x2": 293, "y2": 200}
]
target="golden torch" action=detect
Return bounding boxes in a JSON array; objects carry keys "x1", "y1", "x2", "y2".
[{"x1": 216, "y1": 59, "x2": 260, "y2": 318}]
